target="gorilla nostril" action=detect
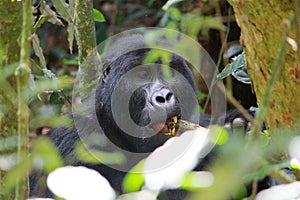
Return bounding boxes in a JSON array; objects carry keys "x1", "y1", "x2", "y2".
[
  {"x1": 155, "y1": 92, "x2": 173, "y2": 104},
  {"x1": 166, "y1": 92, "x2": 173, "y2": 101},
  {"x1": 156, "y1": 96, "x2": 166, "y2": 103}
]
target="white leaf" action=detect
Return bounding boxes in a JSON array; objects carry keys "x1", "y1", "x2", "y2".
[
  {"x1": 255, "y1": 182, "x2": 300, "y2": 200},
  {"x1": 47, "y1": 166, "x2": 115, "y2": 200},
  {"x1": 143, "y1": 127, "x2": 211, "y2": 190}
]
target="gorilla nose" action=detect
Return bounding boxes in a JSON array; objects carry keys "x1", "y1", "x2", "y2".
[{"x1": 152, "y1": 89, "x2": 175, "y2": 107}]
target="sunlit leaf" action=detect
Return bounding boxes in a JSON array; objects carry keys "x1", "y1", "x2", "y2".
[
  {"x1": 180, "y1": 171, "x2": 214, "y2": 190},
  {"x1": 63, "y1": 57, "x2": 79, "y2": 66},
  {"x1": 209, "y1": 125, "x2": 229, "y2": 145},
  {"x1": 123, "y1": 160, "x2": 145, "y2": 193},
  {"x1": 168, "y1": 7, "x2": 181, "y2": 21},
  {"x1": 93, "y1": 8, "x2": 106, "y2": 22}
]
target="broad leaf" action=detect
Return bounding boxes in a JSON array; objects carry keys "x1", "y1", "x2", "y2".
[{"x1": 93, "y1": 9, "x2": 105, "y2": 22}]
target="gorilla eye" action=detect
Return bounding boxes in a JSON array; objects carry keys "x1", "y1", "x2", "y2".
[{"x1": 103, "y1": 66, "x2": 111, "y2": 79}]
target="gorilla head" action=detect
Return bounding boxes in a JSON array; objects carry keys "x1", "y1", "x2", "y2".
[{"x1": 94, "y1": 34, "x2": 200, "y2": 153}]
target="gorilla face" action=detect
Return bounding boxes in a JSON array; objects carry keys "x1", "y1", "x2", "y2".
[{"x1": 95, "y1": 46, "x2": 199, "y2": 153}]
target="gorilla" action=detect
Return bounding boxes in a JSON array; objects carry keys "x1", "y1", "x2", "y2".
[{"x1": 30, "y1": 33, "x2": 252, "y2": 199}]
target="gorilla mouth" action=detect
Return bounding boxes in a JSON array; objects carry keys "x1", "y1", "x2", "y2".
[{"x1": 149, "y1": 115, "x2": 180, "y2": 137}]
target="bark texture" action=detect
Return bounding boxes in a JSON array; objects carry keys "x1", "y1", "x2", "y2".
[
  {"x1": 228, "y1": 0, "x2": 300, "y2": 128},
  {"x1": 0, "y1": 1, "x2": 23, "y2": 199}
]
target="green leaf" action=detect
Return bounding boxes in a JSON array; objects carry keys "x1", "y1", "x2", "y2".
[
  {"x1": 2, "y1": 158, "x2": 32, "y2": 195},
  {"x1": 232, "y1": 67, "x2": 251, "y2": 84},
  {"x1": 32, "y1": 34, "x2": 47, "y2": 69},
  {"x1": 93, "y1": 9, "x2": 105, "y2": 22},
  {"x1": 216, "y1": 51, "x2": 246, "y2": 80},
  {"x1": 244, "y1": 160, "x2": 291, "y2": 183},
  {"x1": 63, "y1": 57, "x2": 79, "y2": 66},
  {"x1": 209, "y1": 125, "x2": 229, "y2": 145},
  {"x1": 180, "y1": 171, "x2": 214, "y2": 190},
  {"x1": 67, "y1": 23, "x2": 75, "y2": 54},
  {"x1": 31, "y1": 137, "x2": 64, "y2": 173},
  {"x1": 123, "y1": 160, "x2": 145, "y2": 193},
  {"x1": 51, "y1": 0, "x2": 72, "y2": 22}
]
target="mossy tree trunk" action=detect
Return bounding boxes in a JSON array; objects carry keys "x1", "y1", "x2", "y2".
[
  {"x1": 227, "y1": 0, "x2": 300, "y2": 129},
  {"x1": 0, "y1": 0, "x2": 31, "y2": 199},
  {"x1": 0, "y1": 1, "x2": 22, "y2": 199},
  {"x1": 74, "y1": 0, "x2": 99, "y2": 100}
]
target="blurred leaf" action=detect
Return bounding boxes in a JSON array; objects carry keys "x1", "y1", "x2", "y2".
[
  {"x1": 198, "y1": 92, "x2": 207, "y2": 100},
  {"x1": 2, "y1": 62, "x2": 18, "y2": 79},
  {"x1": 0, "y1": 136, "x2": 18, "y2": 152},
  {"x1": 180, "y1": 171, "x2": 214, "y2": 191},
  {"x1": 93, "y1": 8, "x2": 105, "y2": 22},
  {"x1": 168, "y1": 7, "x2": 181, "y2": 21},
  {"x1": 2, "y1": 158, "x2": 32, "y2": 195},
  {"x1": 209, "y1": 125, "x2": 229, "y2": 145},
  {"x1": 51, "y1": 0, "x2": 72, "y2": 22},
  {"x1": 32, "y1": 33, "x2": 47, "y2": 69},
  {"x1": 197, "y1": 105, "x2": 203, "y2": 113},
  {"x1": 182, "y1": 15, "x2": 226, "y2": 39},
  {"x1": 244, "y1": 160, "x2": 291, "y2": 183},
  {"x1": 162, "y1": 0, "x2": 183, "y2": 11},
  {"x1": 75, "y1": 142, "x2": 125, "y2": 165},
  {"x1": 63, "y1": 57, "x2": 79, "y2": 66},
  {"x1": 30, "y1": 115, "x2": 72, "y2": 129},
  {"x1": 232, "y1": 185, "x2": 248, "y2": 200},
  {"x1": 123, "y1": 160, "x2": 145, "y2": 193},
  {"x1": 255, "y1": 182, "x2": 300, "y2": 200},
  {"x1": 50, "y1": 92, "x2": 65, "y2": 106},
  {"x1": 116, "y1": 189, "x2": 158, "y2": 200},
  {"x1": 67, "y1": 23, "x2": 75, "y2": 54},
  {"x1": 31, "y1": 137, "x2": 63, "y2": 173},
  {"x1": 27, "y1": 76, "x2": 73, "y2": 98}
]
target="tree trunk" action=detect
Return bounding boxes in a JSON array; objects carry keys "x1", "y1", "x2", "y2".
[
  {"x1": 74, "y1": 0, "x2": 99, "y2": 100},
  {"x1": 0, "y1": 0, "x2": 30, "y2": 199},
  {"x1": 0, "y1": 1, "x2": 22, "y2": 199},
  {"x1": 227, "y1": 0, "x2": 300, "y2": 129}
]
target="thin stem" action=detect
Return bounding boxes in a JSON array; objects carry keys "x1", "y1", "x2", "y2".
[{"x1": 15, "y1": 0, "x2": 32, "y2": 199}]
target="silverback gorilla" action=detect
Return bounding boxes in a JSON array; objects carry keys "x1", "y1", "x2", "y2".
[{"x1": 30, "y1": 33, "x2": 254, "y2": 199}]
